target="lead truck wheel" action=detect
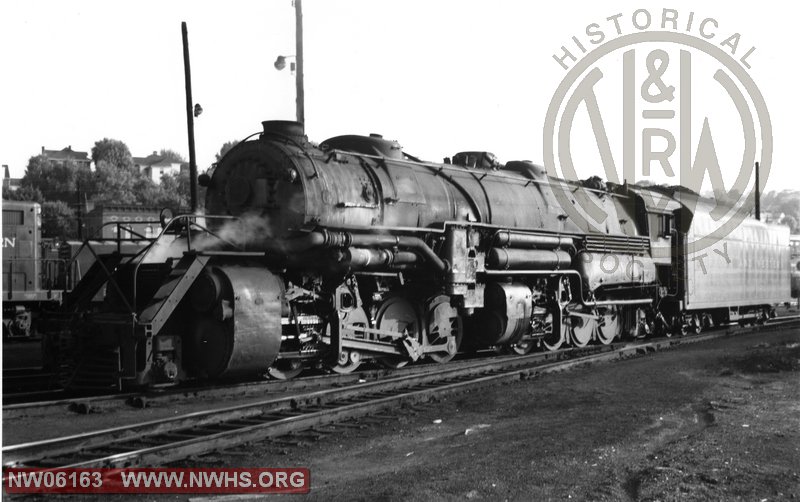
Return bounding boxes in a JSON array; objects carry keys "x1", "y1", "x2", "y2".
[{"x1": 328, "y1": 308, "x2": 369, "y2": 374}]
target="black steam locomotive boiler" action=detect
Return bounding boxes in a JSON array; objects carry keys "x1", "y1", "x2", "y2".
[{"x1": 47, "y1": 121, "x2": 789, "y2": 390}]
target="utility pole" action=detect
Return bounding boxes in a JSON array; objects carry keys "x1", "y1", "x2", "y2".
[
  {"x1": 755, "y1": 161, "x2": 760, "y2": 221},
  {"x1": 182, "y1": 21, "x2": 199, "y2": 213},
  {"x1": 76, "y1": 180, "x2": 83, "y2": 239},
  {"x1": 295, "y1": 0, "x2": 305, "y2": 124}
]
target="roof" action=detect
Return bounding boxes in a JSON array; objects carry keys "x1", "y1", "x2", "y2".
[
  {"x1": 42, "y1": 146, "x2": 89, "y2": 162},
  {"x1": 627, "y1": 185, "x2": 682, "y2": 213},
  {"x1": 134, "y1": 152, "x2": 182, "y2": 168},
  {"x1": 88, "y1": 204, "x2": 162, "y2": 214}
]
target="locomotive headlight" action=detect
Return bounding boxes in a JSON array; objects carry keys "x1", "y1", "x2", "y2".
[
  {"x1": 159, "y1": 208, "x2": 174, "y2": 228},
  {"x1": 285, "y1": 167, "x2": 299, "y2": 183}
]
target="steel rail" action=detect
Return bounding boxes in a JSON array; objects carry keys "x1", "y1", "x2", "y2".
[
  {"x1": 5, "y1": 318, "x2": 797, "y2": 469},
  {"x1": 5, "y1": 315, "x2": 798, "y2": 412},
  {"x1": 1, "y1": 349, "x2": 544, "y2": 413}
]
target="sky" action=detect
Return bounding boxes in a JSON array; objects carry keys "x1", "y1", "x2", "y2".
[{"x1": 1, "y1": 0, "x2": 797, "y2": 197}]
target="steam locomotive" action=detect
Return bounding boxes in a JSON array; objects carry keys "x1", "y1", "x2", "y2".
[{"x1": 45, "y1": 121, "x2": 790, "y2": 390}]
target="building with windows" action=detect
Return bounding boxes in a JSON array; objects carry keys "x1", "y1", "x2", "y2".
[
  {"x1": 41, "y1": 146, "x2": 91, "y2": 169},
  {"x1": 84, "y1": 205, "x2": 161, "y2": 240},
  {"x1": 133, "y1": 152, "x2": 183, "y2": 182}
]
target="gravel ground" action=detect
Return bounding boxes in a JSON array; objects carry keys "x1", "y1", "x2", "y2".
[{"x1": 4, "y1": 325, "x2": 799, "y2": 501}]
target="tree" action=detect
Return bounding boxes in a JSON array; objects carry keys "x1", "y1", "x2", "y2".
[
  {"x1": 763, "y1": 189, "x2": 800, "y2": 230},
  {"x1": 20, "y1": 155, "x2": 51, "y2": 188},
  {"x1": 91, "y1": 138, "x2": 134, "y2": 171},
  {"x1": 91, "y1": 160, "x2": 140, "y2": 205},
  {"x1": 17, "y1": 155, "x2": 92, "y2": 204},
  {"x1": 157, "y1": 173, "x2": 189, "y2": 209},
  {"x1": 780, "y1": 214, "x2": 799, "y2": 234},
  {"x1": 41, "y1": 201, "x2": 76, "y2": 239},
  {"x1": 177, "y1": 170, "x2": 203, "y2": 210},
  {"x1": 158, "y1": 149, "x2": 186, "y2": 163},
  {"x1": 215, "y1": 140, "x2": 240, "y2": 162},
  {"x1": 132, "y1": 175, "x2": 164, "y2": 207},
  {"x1": 3, "y1": 185, "x2": 43, "y2": 202}
]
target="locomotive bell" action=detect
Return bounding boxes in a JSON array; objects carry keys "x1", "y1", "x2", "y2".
[
  {"x1": 452, "y1": 151, "x2": 500, "y2": 170},
  {"x1": 320, "y1": 134, "x2": 403, "y2": 159}
]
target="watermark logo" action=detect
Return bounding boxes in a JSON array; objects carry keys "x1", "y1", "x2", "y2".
[{"x1": 544, "y1": 9, "x2": 772, "y2": 255}]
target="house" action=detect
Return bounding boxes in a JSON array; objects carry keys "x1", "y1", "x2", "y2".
[
  {"x1": 133, "y1": 152, "x2": 183, "y2": 182},
  {"x1": 41, "y1": 146, "x2": 91, "y2": 169}
]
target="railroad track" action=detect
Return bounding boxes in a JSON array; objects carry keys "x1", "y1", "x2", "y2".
[
  {"x1": 2, "y1": 353, "x2": 501, "y2": 408},
  {"x1": 2, "y1": 345, "x2": 603, "y2": 417},
  {"x1": 5, "y1": 317, "x2": 797, "y2": 470},
  {"x1": 6, "y1": 315, "x2": 799, "y2": 411}
]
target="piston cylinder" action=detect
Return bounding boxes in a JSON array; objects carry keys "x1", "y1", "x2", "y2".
[{"x1": 468, "y1": 282, "x2": 532, "y2": 346}]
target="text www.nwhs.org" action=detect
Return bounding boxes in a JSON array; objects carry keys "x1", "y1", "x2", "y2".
[{"x1": 4, "y1": 468, "x2": 309, "y2": 494}]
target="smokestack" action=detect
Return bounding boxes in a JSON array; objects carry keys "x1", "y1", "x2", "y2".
[
  {"x1": 755, "y1": 161, "x2": 760, "y2": 221},
  {"x1": 3, "y1": 165, "x2": 9, "y2": 179}
]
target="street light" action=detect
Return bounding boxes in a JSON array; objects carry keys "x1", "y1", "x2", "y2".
[{"x1": 273, "y1": 55, "x2": 296, "y2": 72}]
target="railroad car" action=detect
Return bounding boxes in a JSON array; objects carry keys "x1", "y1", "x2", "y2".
[
  {"x1": 2, "y1": 199, "x2": 154, "y2": 339},
  {"x1": 43, "y1": 121, "x2": 791, "y2": 390},
  {"x1": 2, "y1": 201, "x2": 61, "y2": 338}
]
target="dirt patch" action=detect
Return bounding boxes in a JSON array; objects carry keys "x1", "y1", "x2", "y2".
[
  {"x1": 185, "y1": 326, "x2": 798, "y2": 501},
  {"x1": 725, "y1": 341, "x2": 800, "y2": 374}
]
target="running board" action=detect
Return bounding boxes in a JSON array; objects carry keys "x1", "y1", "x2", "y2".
[{"x1": 138, "y1": 254, "x2": 209, "y2": 336}]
